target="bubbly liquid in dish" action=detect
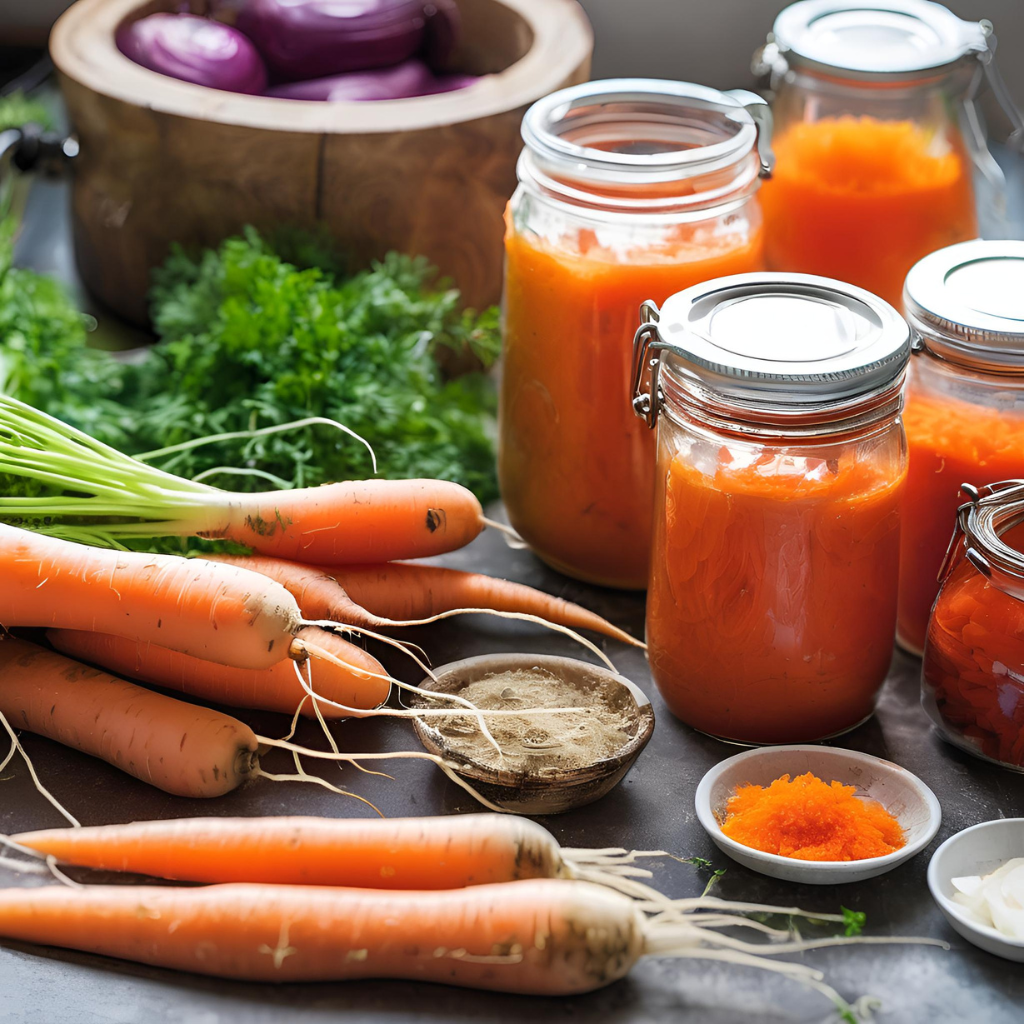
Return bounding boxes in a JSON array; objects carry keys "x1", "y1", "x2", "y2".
[
  {"x1": 647, "y1": 444, "x2": 905, "y2": 744},
  {"x1": 761, "y1": 116, "x2": 976, "y2": 308},
  {"x1": 500, "y1": 219, "x2": 765, "y2": 590},
  {"x1": 923, "y1": 524, "x2": 1024, "y2": 768},
  {"x1": 898, "y1": 388, "x2": 1024, "y2": 655}
]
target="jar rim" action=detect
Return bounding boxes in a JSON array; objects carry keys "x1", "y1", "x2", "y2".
[
  {"x1": 520, "y1": 79, "x2": 762, "y2": 187},
  {"x1": 767, "y1": 0, "x2": 987, "y2": 81}
]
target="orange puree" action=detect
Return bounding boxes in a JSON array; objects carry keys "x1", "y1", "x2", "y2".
[
  {"x1": 924, "y1": 525, "x2": 1024, "y2": 767},
  {"x1": 898, "y1": 389, "x2": 1024, "y2": 655},
  {"x1": 721, "y1": 772, "x2": 906, "y2": 861},
  {"x1": 647, "y1": 448, "x2": 904, "y2": 743},
  {"x1": 761, "y1": 116, "x2": 976, "y2": 308},
  {"x1": 499, "y1": 220, "x2": 764, "y2": 589}
]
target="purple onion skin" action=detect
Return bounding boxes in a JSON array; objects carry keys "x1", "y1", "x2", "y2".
[
  {"x1": 265, "y1": 60, "x2": 478, "y2": 101},
  {"x1": 116, "y1": 13, "x2": 268, "y2": 94},
  {"x1": 422, "y1": 0, "x2": 460, "y2": 70},
  {"x1": 238, "y1": 0, "x2": 427, "y2": 82}
]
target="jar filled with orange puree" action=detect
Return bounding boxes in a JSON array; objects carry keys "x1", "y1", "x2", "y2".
[
  {"x1": 897, "y1": 241, "x2": 1024, "y2": 656},
  {"x1": 755, "y1": 0, "x2": 1022, "y2": 309},
  {"x1": 500, "y1": 81, "x2": 773, "y2": 589},
  {"x1": 634, "y1": 274, "x2": 911, "y2": 744}
]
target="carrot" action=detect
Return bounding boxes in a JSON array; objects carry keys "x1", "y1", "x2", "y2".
[
  {"x1": 0, "y1": 879, "x2": 934, "y2": 1007},
  {"x1": 0, "y1": 523, "x2": 300, "y2": 670},
  {"x1": 0, "y1": 639, "x2": 258, "y2": 798},
  {"x1": 0, "y1": 398, "x2": 487, "y2": 562},
  {"x1": 12, "y1": 814, "x2": 579, "y2": 888},
  {"x1": 47, "y1": 626, "x2": 391, "y2": 720},
  {"x1": 209, "y1": 555, "x2": 644, "y2": 647}
]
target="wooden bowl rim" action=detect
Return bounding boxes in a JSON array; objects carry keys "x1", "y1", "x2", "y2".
[
  {"x1": 49, "y1": 0, "x2": 593, "y2": 134},
  {"x1": 411, "y1": 652, "x2": 656, "y2": 792}
]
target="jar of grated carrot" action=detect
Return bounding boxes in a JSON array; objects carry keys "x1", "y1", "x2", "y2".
[
  {"x1": 923, "y1": 480, "x2": 1024, "y2": 770},
  {"x1": 753, "y1": 0, "x2": 1023, "y2": 309},
  {"x1": 633, "y1": 273, "x2": 910, "y2": 744},
  {"x1": 499, "y1": 80, "x2": 773, "y2": 590},
  {"x1": 897, "y1": 241, "x2": 1024, "y2": 656}
]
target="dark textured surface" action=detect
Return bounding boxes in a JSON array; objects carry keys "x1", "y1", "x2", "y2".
[{"x1": 3, "y1": 167, "x2": 1024, "y2": 1023}]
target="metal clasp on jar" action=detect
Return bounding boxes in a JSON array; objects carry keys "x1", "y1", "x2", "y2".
[
  {"x1": 631, "y1": 300, "x2": 665, "y2": 429},
  {"x1": 937, "y1": 479, "x2": 1024, "y2": 587}
]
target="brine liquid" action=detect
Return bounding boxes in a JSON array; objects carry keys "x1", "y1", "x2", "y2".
[
  {"x1": 898, "y1": 389, "x2": 1024, "y2": 655},
  {"x1": 648, "y1": 446, "x2": 904, "y2": 743},
  {"x1": 500, "y1": 218, "x2": 764, "y2": 590},
  {"x1": 761, "y1": 116, "x2": 976, "y2": 309}
]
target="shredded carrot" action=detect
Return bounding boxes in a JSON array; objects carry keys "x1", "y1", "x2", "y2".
[{"x1": 720, "y1": 772, "x2": 906, "y2": 862}]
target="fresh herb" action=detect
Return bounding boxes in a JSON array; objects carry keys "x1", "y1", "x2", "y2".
[
  {"x1": 0, "y1": 227, "x2": 501, "y2": 505},
  {"x1": 0, "y1": 91, "x2": 54, "y2": 133},
  {"x1": 841, "y1": 906, "x2": 867, "y2": 937}
]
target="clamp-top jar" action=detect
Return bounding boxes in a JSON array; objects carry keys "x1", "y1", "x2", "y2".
[
  {"x1": 499, "y1": 80, "x2": 773, "y2": 590},
  {"x1": 924, "y1": 481, "x2": 1024, "y2": 770},
  {"x1": 897, "y1": 241, "x2": 1024, "y2": 655},
  {"x1": 755, "y1": 0, "x2": 1024, "y2": 309},
  {"x1": 633, "y1": 273, "x2": 910, "y2": 744}
]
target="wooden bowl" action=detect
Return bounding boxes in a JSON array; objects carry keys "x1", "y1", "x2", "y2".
[
  {"x1": 411, "y1": 653, "x2": 655, "y2": 815},
  {"x1": 49, "y1": 0, "x2": 593, "y2": 325}
]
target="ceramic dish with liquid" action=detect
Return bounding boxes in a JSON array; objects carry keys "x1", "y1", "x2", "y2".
[
  {"x1": 927, "y1": 818, "x2": 1024, "y2": 963},
  {"x1": 695, "y1": 744, "x2": 942, "y2": 884}
]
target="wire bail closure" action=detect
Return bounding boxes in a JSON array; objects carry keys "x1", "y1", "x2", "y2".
[
  {"x1": 631, "y1": 301, "x2": 664, "y2": 429},
  {"x1": 937, "y1": 479, "x2": 1024, "y2": 587}
]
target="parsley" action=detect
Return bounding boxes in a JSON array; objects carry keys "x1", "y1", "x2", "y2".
[
  {"x1": 0, "y1": 226, "x2": 501, "y2": 504},
  {"x1": 841, "y1": 906, "x2": 867, "y2": 937}
]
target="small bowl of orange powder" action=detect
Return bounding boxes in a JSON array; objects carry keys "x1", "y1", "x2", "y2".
[{"x1": 695, "y1": 745, "x2": 942, "y2": 884}]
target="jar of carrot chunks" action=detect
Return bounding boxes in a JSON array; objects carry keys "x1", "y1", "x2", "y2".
[
  {"x1": 897, "y1": 241, "x2": 1024, "y2": 656},
  {"x1": 634, "y1": 273, "x2": 910, "y2": 744},
  {"x1": 754, "y1": 0, "x2": 1023, "y2": 309},
  {"x1": 499, "y1": 80, "x2": 773, "y2": 590},
  {"x1": 924, "y1": 480, "x2": 1024, "y2": 770}
]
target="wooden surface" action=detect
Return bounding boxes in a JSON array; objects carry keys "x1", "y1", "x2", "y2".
[{"x1": 49, "y1": 0, "x2": 593, "y2": 323}]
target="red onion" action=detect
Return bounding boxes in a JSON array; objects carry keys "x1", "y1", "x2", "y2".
[
  {"x1": 265, "y1": 59, "x2": 477, "y2": 100},
  {"x1": 237, "y1": 0, "x2": 427, "y2": 82},
  {"x1": 116, "y1": 13, "x2": 268, "y2": 94}
]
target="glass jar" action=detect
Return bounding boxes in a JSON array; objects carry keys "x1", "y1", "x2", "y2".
[
  {"x1": 897, "y1": 240, "x2": 1024, "y2": 655},
  {"x1": 499, "y1": 80, "x2": 774, "y2": 590},
  {"x1": 634, "y1": 273, "x2": 910, "y2": 744},
  {"x1": 923, "y1": 480, "x2": 1024, "y2": 770},
  {"x1": 754, "y1": 0, "x2": 1024, "y2": 309}
]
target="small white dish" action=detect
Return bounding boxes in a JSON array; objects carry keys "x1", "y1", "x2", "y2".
[
  {"x1": 694, "y1": 744, "x2": 942, "y2": 884},
  {"x1": 927, "y1": 818, "x2": 1024, "y2": 962}
]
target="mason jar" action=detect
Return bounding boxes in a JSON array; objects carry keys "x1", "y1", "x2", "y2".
[
  {"x1": 634, "y1": 273, "x2": 910, "y2": 744},
  {"x1": 923, "y1": 480, "x2": 1024, "y2": 770},
  {"x1": 897, "y1": 241, "x2": 1024, "y2": 655},
  {"x1": 754, "y1": 0, "x2": 1024, "y2": 309},
  {"x1": 499, "y1": 80, "x2": 773, "y2": 590}
]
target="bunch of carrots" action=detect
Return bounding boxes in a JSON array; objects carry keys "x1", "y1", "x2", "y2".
[
  {"x1": 0, "y1": 396, "x2": 641, "y2": 805},
  {"x1": 0, "y1": 813, "x2": 938, "y2": 1017}
]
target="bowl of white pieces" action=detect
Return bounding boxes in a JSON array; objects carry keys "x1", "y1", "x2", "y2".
[
  {"x1": 695, "y1": 744, "x2": 942, "y2": 884},
  {"x1": 927, "y1": 818, "x2": 1024, "y2": 962}
]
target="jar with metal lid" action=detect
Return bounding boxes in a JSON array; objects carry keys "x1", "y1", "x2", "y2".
[
  {"x1": 754, "y1": 0, "x2": 1024, "y2": 309},
  {"x1": 499, "y1": 80, "x2": 773, "y2": 590},
  {"x1": 924, "y1": 480, "x2": 1024, "y2": 770},
  {"x1": 633, "y1": 272, "x2": 910, "y2": 744},
  {"x1": 897, "y1": 240, "x2": 1024, "y2": 655}
]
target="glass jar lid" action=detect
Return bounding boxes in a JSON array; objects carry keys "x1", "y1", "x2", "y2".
[
  {"x1": 767, "y1": 0, "x2": 987, "y2": 79},
  {"x1": 633, "y1": 273, "x2": 910, "y2": 420},
  {"x1": 904, "y1": 240, "x2": 1024, "y2": 372},
  {"x1": 520, "y1": 79, "x2": 774, "y2": 192}
]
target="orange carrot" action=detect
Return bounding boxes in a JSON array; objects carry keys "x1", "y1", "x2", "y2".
[
  {"x1": 0, "y1": 523, "x2": 301, "y2": 670},
  {"x1": 210, "y1": 555, "x2": 643, "y2": 647},
  {"x1": 0, "y1": 639, "x2": 258, "y2": 798},
  {"x1": 0, "y1": 881, "x2": 643, "y2": 991},
  {"x1": 197, "y1": 479, "x2": 485, "y2": 564},
  {"x1": 14, "y1": 814, "x2": 571, "y2": 888},
  {"x1": 47, "y1": 627, "x2": 390, "y2": 720},
  {"x1": 0, "y1": 881, "x2": 917, "y2": 1004}
]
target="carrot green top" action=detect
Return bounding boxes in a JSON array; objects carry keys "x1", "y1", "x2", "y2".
[{"x1": 720, "y1": 772, "x2": 905, "y2": 862}]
